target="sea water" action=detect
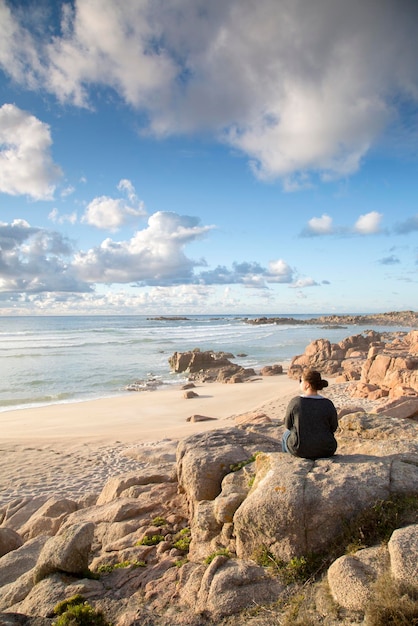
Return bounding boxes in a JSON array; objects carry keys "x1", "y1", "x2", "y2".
[{"x1": 0, "y1": 314, "x2": 408, "y2": 412}]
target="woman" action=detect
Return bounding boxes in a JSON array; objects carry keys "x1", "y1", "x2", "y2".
[{"x1": 282, "y1": 369, "x2": 338, "y2": 460}]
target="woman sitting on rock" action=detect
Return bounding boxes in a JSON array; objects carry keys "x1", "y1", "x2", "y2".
[{"x1": 282, "y1": 369, "x2": 338, "y2": 460}]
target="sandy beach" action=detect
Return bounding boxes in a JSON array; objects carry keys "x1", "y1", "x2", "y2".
[{"x1": 0, "y1": 375, "x2": 304, "y2": 506}]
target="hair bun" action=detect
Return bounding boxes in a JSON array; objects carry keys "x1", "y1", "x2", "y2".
[{"x1": 302, "y1": 369, "x2": 329, "y2": 391}]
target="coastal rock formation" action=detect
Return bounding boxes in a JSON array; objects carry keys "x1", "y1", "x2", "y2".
[
  {"x1": 260, "y1": 364, "x2": 283, "y2": 376},
  {"x1": 288, "y1": 329, "x2": 418, "y2": 406},
  {"x1": 168, "y1": 348, "x2": 256, "y2": 383},
  {"x1": 246, "y1": 309, "x2": 418, "y2": 327},
  {"x1": 1, "y1": 413, "x2": 418, "y2": 625}
]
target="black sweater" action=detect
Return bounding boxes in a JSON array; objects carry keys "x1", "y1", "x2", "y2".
[{"x1": 284, "y1": 395, "x2": 338, "y2": 459}]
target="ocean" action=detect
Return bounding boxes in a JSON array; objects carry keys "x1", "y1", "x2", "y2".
[{"x1": 0, "y1": 314, "x2": 408, "y2": 412}]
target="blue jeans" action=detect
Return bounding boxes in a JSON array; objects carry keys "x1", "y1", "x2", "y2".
[{"x1": 282, "y1": 429, "x2": 291, "y2": 453}]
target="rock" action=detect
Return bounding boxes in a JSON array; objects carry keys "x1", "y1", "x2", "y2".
[
  {"x1": 260, "y1": 364, "x2": 283, "y2": 375},
  {"x1": 180, "y1": 555, "x2": 284, "y2": 618},
  {"x1": 375, "y1": 396, "x2": 418, "y2": 420},
  {"x1": 246, "y1": 311, "x2": 418, "y2": 327},
  {"x1": 186, "y1": 414, "x2": 217, "y2": 422},
  {"x1": 0, "y1": 497, "x2": 49, "y2": 532},
  {"x1": 0, "y1": 571, "x2": 38, "y2": 613},
  {"x1": 337, "y1": 406, "x2": 366, "y2": 419},
  {"x1": 0, "y1": 614, "x2": 52, "y2": 625},
  {"x1": 96, "y1": 465, "x2": 177, "y2": 505},
  {"x1": 0, "y1": 536, "x2": 48, "y2": 588},
  {"x1": 183, "y1": 390, "x2": 199, "y2": 398},
  {"x1": 18, "y1": 497, "x2": 78, "y2": 540},
  {"x1": 8, "y1": 574, "x2": 103, "y2": 618},
  {"x1": 327, "y1": 546, "x2": 388, "y2": 611},
  {"x1": 169, "y1": 350, "x2": 233, "y2": 374},
  {"x1": 233, "y1": 449, "x2": 418, "y2": 561},
  {"x1": 0, "y1": 528, "x2": 23, "y2": 557},
  {"x1": 388, "y1": 524, "x2": 418, "y2": 587},
  {"x1": 176, "y1": 427, "x2": 280, "y2": 516},
  {"x1": 337, "y1": 412, "x2": 418, "y2": 457},
  {"x1": 33, "y1": 522, "x2": 94, "y2": 583},
  {"x1": 288, "y1": 329, "x2": 418, "y2": 400},
  {"x1": 168, "y1": 349, "x2": 256, "y2": 383},
  {"x1": 62, "y1": 497, "x2": 158, "y2": 528}
]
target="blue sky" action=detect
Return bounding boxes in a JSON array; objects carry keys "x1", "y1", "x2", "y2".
[{"x1": 0, "y1": 0, "x2": 417, "y2": 316}]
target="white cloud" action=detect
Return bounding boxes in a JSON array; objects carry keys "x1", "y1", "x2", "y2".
[
  {"x1": 267, "y1": 259, "x2": 294, "y2": 283},
  {"x1": 81, "y1": 180, "x2": 147, "y2": 231},
  {"x1": 354, "y1": 211, "x2": 383, "y2": 234},
  {"x1": 306, "y1": 214, "x2": 334, "y2": 235},
  {"x1": 49, "y1": 208, "x2": 78, "y2": 225},
  {"x1": 0, "y1": 104, "x2": 62, "y2": 200},
  {"x1": 2, "y1": 1, "x2": 418, "y2": 184},
  {"x1": 301, "y1": 211, "x2": 384, "y2": 236},
  {"x1": 74, "y1": 211, "x2": 214, "y2": 283},
  {"x1": 290, "y1": 277, "x2": 319, "y2": 289},
  {"x1": 0, "y1": 219, "x2": 89, "y2": 293}
]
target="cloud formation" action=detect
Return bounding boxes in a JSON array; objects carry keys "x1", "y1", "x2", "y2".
[
  {"x1": 74, "y1": 211, "x2": 214, "y2": 284},
  {"x1": 0, "y1": 212, "x2": 316, "y2": 298},
  {"x1": 379, "y1": 255, "x2": 400, "y2": 265},
  {"x1": 0, "y1": 219, "x2": 90, "y2": 293},
  {"x1": 354, "y1": 211, "x2": 383, "y2": 234},
  {"x1": 1, "y1": 0, "x2": 418, "y2": 186},
  {"x1": 81, "y1": 180, "x2": 147, "y2": 231},
  {"x1": 394, "y1": 214, "x2": 418, "y2": 234},
  {"x1": 0, "y1": 104, "x2": 62, "y2": 200},
  {"x1": 301, "y1": 211, "x2": 383, "y2": 237}
]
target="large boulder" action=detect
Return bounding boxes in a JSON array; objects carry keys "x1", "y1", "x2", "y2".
[
  {"x1": 327, "y1": 546, "x2": 388, "y2": 611},
  {"x1": 96, "y1": 464, "x2": 177, "y2": 505},
  {"x1": 388, "y1": 524, "x2": 418, "y2": 588},
  {"x1": 168, "y1": 349, "x2": 234, "y2": 374},
  {"x1": 176, "y1": 427, "x2": 280, "y2": 516},
  {"x1": 179, "y1": 555, "x2": 284, "y2": 618},
  {"x1": 337, "y1": 412, "x2": 418, "y2": 456},
  {"x1": 33, "y1": 522, "x2": 94, "y2": 583},
  {"x1": 18, "y1": 497, "x2": 78, "y2": 540},
  {"x1": 168, "y1": 349, "x2": 256, "y2": 382},
  {"x1": 0, "y1": 497, "x2": 49, "y2": 532},
  {"x1": 328, "y1": 524, "x2": 418, "y2": 612},
  {"x1": 233, "y1": 452, "x2": 403, "y2": 561},
  {"x1": 0, "y1": 536, "x2": 48, "y2": 588},
  {"x1": 0, "y1": 528, "x2": 23, "y2": 557}
]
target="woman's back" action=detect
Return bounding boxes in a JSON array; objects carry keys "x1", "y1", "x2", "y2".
[{"x1": 284, "y1": 394, "x2": 338, "y2": 460}]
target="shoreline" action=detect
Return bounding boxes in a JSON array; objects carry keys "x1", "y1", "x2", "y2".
[{"x1": 0, "y1": 376, "x2": 299, "y2": 444}]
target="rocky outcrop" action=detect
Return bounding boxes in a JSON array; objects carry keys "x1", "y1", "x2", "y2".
[
  {"x1": 246, "y1": 310, "x2": 418, "y2": 327},
  {"x1": 168, "y1": 348, "x2": 256, "y2": 383},
  {"x1": 259, "y1": 364, "x2": 283, "y2": 376},
  {"x1": 1, "y1": 413, "x2": 417, "y2": 625},
  {"x1": 288, "y1": 329, "x2": 418, "y2": 407}
]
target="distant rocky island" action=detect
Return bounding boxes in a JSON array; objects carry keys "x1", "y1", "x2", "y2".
[
  {"x1": 147, "y1": 311, "x2": 418, "y2": 327},
  {"x1": 245, "y1": 310, "x2": 418, "y2": 327}
]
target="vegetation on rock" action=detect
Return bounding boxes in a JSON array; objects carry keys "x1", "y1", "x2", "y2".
[{"x1": 53, "y1": 595, "x2": 111, "y2": 626}]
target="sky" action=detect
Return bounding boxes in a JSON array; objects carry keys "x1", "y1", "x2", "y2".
[{"x1": 0, "y1": 0, "x2": 417, "y2": 316}]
